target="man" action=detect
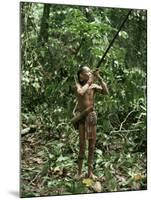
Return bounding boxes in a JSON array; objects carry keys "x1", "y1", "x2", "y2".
[{"x1": 73, "y1": 66, "x2": 109, "y2": 180}]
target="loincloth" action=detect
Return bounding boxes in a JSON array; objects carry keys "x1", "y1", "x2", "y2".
[{"x1": 79, "y1": 110, "x2": 97, "y2": 139}]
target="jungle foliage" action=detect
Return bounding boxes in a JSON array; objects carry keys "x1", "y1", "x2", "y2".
[{"x1": 20, "y1": 2, "x2": 147, "y2": 197}]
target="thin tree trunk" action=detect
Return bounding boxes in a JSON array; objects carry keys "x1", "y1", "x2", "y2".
[{"x1": 38, "y1": 4, "x2": 50, "y2": 44}]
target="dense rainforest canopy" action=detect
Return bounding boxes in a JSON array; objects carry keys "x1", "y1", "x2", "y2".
[{"x1": 20, "y1": 2, "x2": 147, "y2": 197}]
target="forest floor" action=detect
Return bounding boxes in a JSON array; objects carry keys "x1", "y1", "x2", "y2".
[{"x1": 20, "y1": 129, "x2": 147, "y2": 198}]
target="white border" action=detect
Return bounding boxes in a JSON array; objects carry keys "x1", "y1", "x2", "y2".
[{"x1": 0, "y1": 0, "x2": 150, "y2": 200}]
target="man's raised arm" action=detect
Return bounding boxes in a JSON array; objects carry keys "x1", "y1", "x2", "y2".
[{"x1": 75, "y1": 74, "x2": 93, "y2": 96}]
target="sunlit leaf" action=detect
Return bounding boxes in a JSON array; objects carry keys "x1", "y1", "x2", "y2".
[{"x1": 82, "y1": 178, "x2": 94, "y2": 187}]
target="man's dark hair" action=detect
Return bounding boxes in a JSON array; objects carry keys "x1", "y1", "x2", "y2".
[
  {"x1": 77, "y1": 68, "x2": 85, "y2": 83},
  {"x1": 77, "y1": 66, "x2": 91, "y2": 84}
]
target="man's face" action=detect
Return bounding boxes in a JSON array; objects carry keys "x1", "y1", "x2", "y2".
[{"x1": 79, "y1": 71, "x2": 90, "y2": 83}]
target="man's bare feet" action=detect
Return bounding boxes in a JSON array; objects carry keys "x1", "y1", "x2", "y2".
[
  {"x1": 74, "y1": 173, "x2": 84, "y2": 180},
  {"x1": 87, "y1": 172, "x2": 98, "y2": 180}
]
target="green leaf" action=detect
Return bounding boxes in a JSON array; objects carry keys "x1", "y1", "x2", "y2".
[{"x1": 119, "y1": 31, "x2": 129, "y2": 39}]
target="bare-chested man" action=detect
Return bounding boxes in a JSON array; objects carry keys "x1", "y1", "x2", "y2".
[{"x1": 73, "y1": 66, "x2": 109, "y2": 180}]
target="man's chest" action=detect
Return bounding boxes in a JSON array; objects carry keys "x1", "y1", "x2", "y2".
[{"x1": 84, "y1": 88, "x2": 94, "y2": 98}]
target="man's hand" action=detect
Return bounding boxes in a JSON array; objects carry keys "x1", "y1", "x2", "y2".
[
  {"x1": 92, "y1": 69, "x2": 100, "y2": 78},
  {"x1": 87, "y1": 72, "x2": 93, "y2": 85},
  {"x1": 92, "y1": 69, "x2": 104, "y2": 83},
  {"x1": 89, "y1": 83, "x2": 102, "y2": 90}
]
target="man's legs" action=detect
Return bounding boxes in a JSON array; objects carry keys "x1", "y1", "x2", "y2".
[
  {"x1": 78, "y1": 123, "x2": 86, "y2": 177},
  {"x1": 88, "y1": 125, "x2": 96, "y2": 178}
]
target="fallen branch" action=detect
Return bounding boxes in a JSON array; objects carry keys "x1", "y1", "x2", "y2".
[
  {"x1": 21, "y1": 127, "x2": 31, "y2": 136},
  {"x1": 110, "y1": 129, "x2": 140, "y2": 134},
  {"x1": 119, "y1": 110, "x2": 135, "y2": 131},
  {"x1": 21, "y1": 125, "x2": 36, "y2": 137}
]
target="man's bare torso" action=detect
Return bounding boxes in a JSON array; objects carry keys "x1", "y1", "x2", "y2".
[
  {"x1": 74, "y1": 70, "x2": 108, "y2": 114},
  {"x1": 76, "y1": 84, "x2": 95, "y2": 111}
]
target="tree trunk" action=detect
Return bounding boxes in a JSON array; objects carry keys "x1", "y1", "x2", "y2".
[{"x1": 38, "y1": 4, "x2": 50, "y2": 44}]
